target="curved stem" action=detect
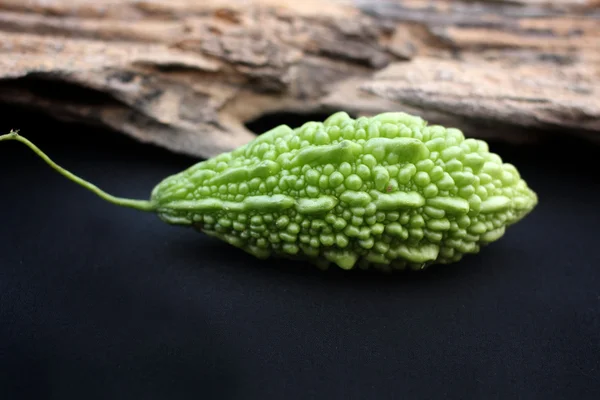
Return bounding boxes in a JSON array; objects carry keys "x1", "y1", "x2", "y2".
[{"x1": 1, "y1": 130, "x2": 156, "y2": 212}]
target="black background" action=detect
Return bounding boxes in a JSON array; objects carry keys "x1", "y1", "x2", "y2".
[{"x1": 1, "y1": 105, "x2": 599, "y2": 399}]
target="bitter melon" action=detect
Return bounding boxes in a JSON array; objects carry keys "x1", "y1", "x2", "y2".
[{"x1": 1, "y1": 111, "x2": 538, "y2": 272}]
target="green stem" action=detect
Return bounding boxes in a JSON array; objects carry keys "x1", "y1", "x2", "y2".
[{"x1": 1, "y1": 130, "x2": 156, "y2": 212}]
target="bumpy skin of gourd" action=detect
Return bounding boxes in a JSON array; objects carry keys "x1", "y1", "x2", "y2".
[{"x1": 149, "y1": 112, "x2": 538, "y2": 271}]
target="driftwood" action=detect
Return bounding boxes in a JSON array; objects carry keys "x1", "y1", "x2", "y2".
[{"x1": 1, "y1": 0, "x2": 598, "y2": 158}]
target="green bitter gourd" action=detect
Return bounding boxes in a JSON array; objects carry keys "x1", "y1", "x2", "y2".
[{"x1": 1, "y1": 111, "x2": 538, "y2": 272}]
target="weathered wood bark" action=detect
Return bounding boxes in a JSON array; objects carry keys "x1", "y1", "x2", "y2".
[{"x1": 1, "y1": 0, "x2": 598, "y2": 158}]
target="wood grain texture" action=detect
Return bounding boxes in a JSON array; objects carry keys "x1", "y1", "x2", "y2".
[{"x1": 1, "y1": 0, "x2": 598, "y2": 157}]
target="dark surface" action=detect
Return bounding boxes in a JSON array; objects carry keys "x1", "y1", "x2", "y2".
[{"x1": 1, "y1": 106, "x2": 599, "y2": 400}]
